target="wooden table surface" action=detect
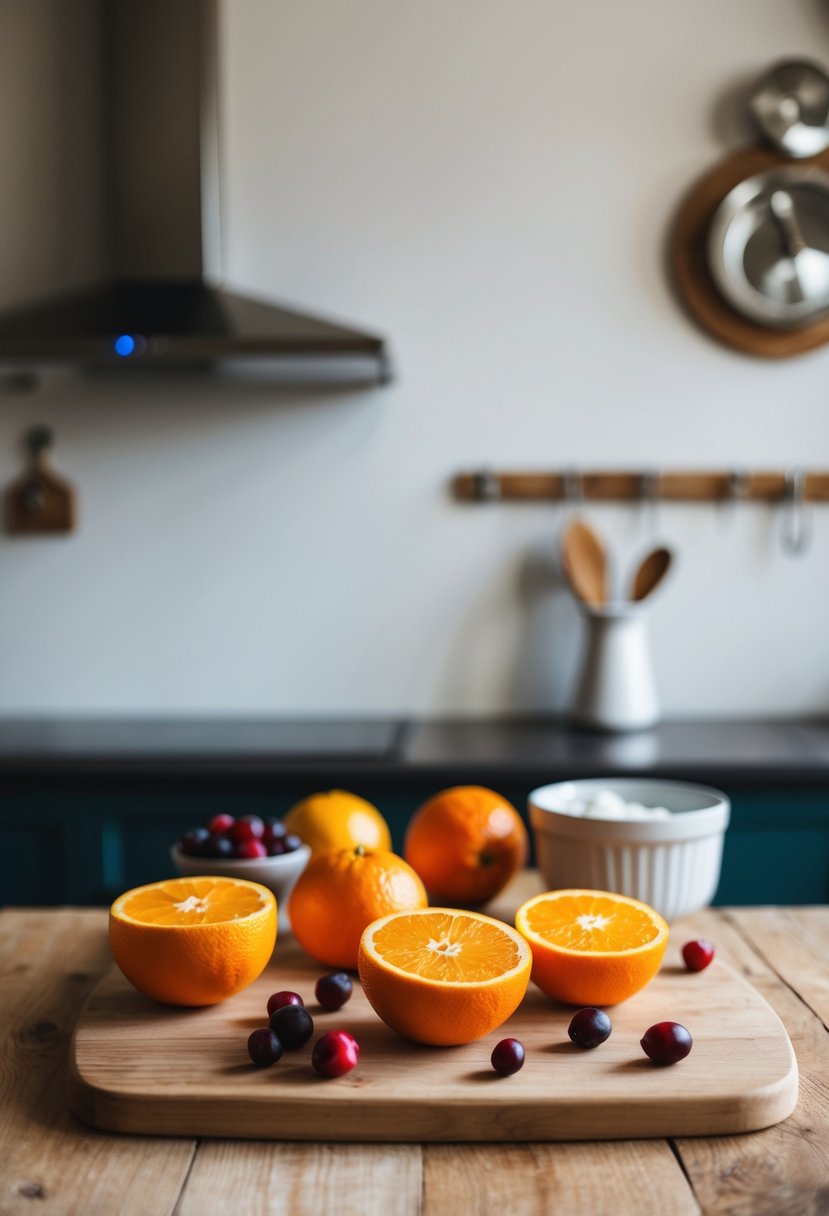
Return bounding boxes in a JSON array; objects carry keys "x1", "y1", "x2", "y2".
[{"x1": 2, "y1": 875, "x2": 828, "y2": 1216}]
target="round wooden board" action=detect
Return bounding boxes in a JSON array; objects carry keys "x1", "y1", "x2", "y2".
[{"x1": 671, "y1": 144, "x2": 829, "y2": 357}]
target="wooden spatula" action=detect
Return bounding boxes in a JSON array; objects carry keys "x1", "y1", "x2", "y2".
[
  {"x1": 630, "y1": 546, "x2": 672, "y2": 602},
  {"x1": 561, "y1": 518, "x2": 607, "y2": 607}
]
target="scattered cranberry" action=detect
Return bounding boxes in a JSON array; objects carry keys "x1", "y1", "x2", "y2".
[
  {"x1": 312, "y1": 1030, "x2": 360, "y2": 1078},
  {"x1": 247, "y1": 1027, "x2": 283, "y2": 1067},
  {"x1": 179, "y1": 827, "x2": 210, "y2": 856},
  {"x1": 640, "y1": 1022, "x2": 693, "y2": 1065},
  {"x1": 267, "y1": 837, "x2": 287, "y2": 856},
  {"x1": 267, "y1": 991, "x2": 304, "y2": 1017},
  {"x1": 208, "y1": 813, "x2": 235, "y2": 835},
  {"x1": 568, "y1": 1008, "x2": 612, "y2": 1049},
  {"x1": 235, "y1": 839, "x2": 268, "y2": 859},
  {"x1": 315, "y1": 973, "x2": 353, "y2": 1011},
  {"x1": 230, "y1": 815, "x2": 265, "y2": 843},
  {"x1": 682, "y1": 939, "x2": 715, "y2": 972},
  {"x1": 491, "y1": 1038, "x2": 525, "y2": 1075},
  {"x1": 269, "y1": 1003, "x2": 314, "y2": 1050}
]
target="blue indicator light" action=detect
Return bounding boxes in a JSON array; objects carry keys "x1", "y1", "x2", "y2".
[{"x1": 114, "y1": 334, "x2": 136, "y2": 357}]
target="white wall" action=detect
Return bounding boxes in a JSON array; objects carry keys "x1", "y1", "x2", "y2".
[{"x1": 1, "y1": 0, "x2": 828, "y2": 717}]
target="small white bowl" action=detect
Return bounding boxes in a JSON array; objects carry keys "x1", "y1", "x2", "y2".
[
  {"x1": 528, "y1": 778, "x2": 730, "y2": 923},
  {"x1": 170, "y1": 844, "x2": 311, "y2": 934}
]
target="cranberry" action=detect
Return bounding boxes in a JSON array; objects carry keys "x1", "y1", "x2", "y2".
[
  {"x1": 269, "y1": 1003, "x2": 314, "y2": 1049},
  {"x1": 283, "y1": 833, "x2": 303, "y2": 853},
  {"x1": 247, "y1": 1027, "x2": 283, "y2": 1067},
  {"x1": 315, "y1": 973, "x2": 353, "y2": 1011},
  {"x1": 230, "y1": 815, "x2": 265, "y2": 843},
  {"x1": 640, "y1": 1022, "x2": 693, "y2": 1065},
  {"x1": 205, "y1": 834, "x2": 234, "y2": 859},
  {"x1": 266, "y1": 837, "x2": 287, "y2": 857},
  {"x1": 207, "y1": 813, "x2": 235, "y2": 836},
  {"x1": 235, "y1": 839, "x2": 267, "y2": 859},
  {"x1": 682, "y1": 939, "x2": 715, "y2": 972},
  {"x1": 180, "y1": 827, "x2": 210, "y2": 856},
  {"x1": 490, "y1": 1038, "x2": 525, "y2": 1075},
  {"x1": 263, "y1": 819, "x2": 287, "y2": 845},
  {"x1": 568, "y1": 1007, "x2": 612, "y2": 1049},
  {"x1": 312, "y1": 1030, "x2": 360, "y2": 1078},
  {"x1": 267, "y1": 991, "x2": 304, "y2": 1017}
]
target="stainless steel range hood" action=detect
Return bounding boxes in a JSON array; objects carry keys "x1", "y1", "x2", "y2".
[{"x1": 0, "y1": 0, "x2": 391, "y2": 381}]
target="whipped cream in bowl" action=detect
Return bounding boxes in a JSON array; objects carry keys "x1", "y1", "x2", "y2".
[{"x1": 528, "y1": 778, "x2": 731, "y2": 922}]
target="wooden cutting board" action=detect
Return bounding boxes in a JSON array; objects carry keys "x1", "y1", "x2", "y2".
[{"x1": 68, "y1": 932, "x2": 797, "y2": 1142}]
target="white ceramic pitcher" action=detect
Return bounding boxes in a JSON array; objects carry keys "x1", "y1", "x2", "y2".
[{"x1": 570, "y1": 603, "x2": 658, "y2": 732}]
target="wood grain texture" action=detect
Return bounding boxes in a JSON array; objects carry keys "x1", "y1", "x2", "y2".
[
  {"x1": 68, "y1": 920, "x2": 797, "y2": 1141},
  {"x1": 728, "y1": 907, "x2": 829, "y2": 1028},
  {"x1": 452, "y1": 469, "x2": 829, "y2": 504},
  {"x1": 671, "y1": 908, "x2": 829, "y2": 1216},
  {"x1": 3, "y1": 889, "x2": 827, "y2": 1216},
  {"x1": 423, "y1": 1142, "x2": 700, "y2": 1216},
  {"x1": 177, "y1": 1143, "x2": 421, "y2": 1216},
  {"x1": 671, "y1": 143, "x2": 829, "y2": 358},
  {"x1": 0, "y1": 909, "x2": 193, "y2": 1216}
]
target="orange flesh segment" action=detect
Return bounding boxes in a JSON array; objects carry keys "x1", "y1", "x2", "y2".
[
  {"x1": 523, "y1": 893, "x2": 662, "y2": 953},
  {"x1": 370, "y1": 911, "x2": 523, "y2": 982},
  {"x1": 117, "y1": 878, "x2": 267, "y2": 926}
]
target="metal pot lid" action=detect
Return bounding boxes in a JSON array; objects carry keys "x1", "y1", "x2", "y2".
[
  {"x1": 749, "y1": 59, "x2": 829, "y2": 158},
  {"x1": 707, "y1": 165, "x2": 829, "y2": 329}
]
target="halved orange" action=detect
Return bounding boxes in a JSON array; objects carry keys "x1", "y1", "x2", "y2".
[
  {"x1": 109, "y1": 876, "x2": 277, "y2": 1006},
  {"x1": 358, "y1": 907, "x2": 531, "y2": 1045},
  {"x1": 515, "y1": 889, "x2": 668, "y2": 1006}
]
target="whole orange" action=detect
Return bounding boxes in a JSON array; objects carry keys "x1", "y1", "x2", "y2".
[
  {"x1": 283, "y1": 790, "x2": 391, "y2": 856},
  {"x1": 289, "y1": 845, "x2": 427, "y2": 969},
  {"x1": 405, "y1": 786, "x2": 528, "y2": 906}
]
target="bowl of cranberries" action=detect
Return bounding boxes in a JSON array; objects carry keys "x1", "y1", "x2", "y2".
[{"x1": 171, "y1": 815, "x2": 310, "y2": 932}]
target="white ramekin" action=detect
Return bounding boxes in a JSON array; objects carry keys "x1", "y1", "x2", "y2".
[{"x1": 528, "y1": 778, "x2": 730, "y2": 923}]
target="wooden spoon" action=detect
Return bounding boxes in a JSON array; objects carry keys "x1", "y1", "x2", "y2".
[
  {"x1": 630, "y1": 546, "x2": 673, "y2": 602},
  {"x1": 561, "y1": 519, "x2": 607, "y2": 607}
]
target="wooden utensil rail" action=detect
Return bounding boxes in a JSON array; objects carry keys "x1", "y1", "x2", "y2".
[{"x1": 452, "y1": 469, "x2": 829, "y2": 503}]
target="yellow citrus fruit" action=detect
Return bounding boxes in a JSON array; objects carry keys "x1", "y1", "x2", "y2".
[
  {"x1": 109, "y1": 876, "x2": 276, "y2": 1006},
  {"x1": 404, "y1": 786, "x2": 528, "y2": 905},
  {"x1": 514, "y1": 888, "x2": 668, "y2": 1006},
  {"x1": 283, "y1": 789, "x2": 391, "y2": 856},
  {"x1": 358, "y1": 907, "x2": 531, "y2": 1045},
  {"x1": 289, "y1": 845, "x2": 427, "y2": 969}
]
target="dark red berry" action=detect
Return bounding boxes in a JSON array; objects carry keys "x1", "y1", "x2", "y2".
[
  {"x1": 568, "y1": 1007, "x2": 612, "y2": 1049},
  {"x1": 491, "y1": 1038, "x2": 525, "y2": 1075},
  {"x1": 205, "y1": 834, "x2": 234, "y2": 859},
  {"x1": 682, "y1": 939, "x2": 715, "y2": 972},
  {"x1": 179, "y1": 827, "x2": 210, "y2": 856},
  {"x1": 269, "y1": 1003, "x2": 314, "y2": 1049},
  {"x1": 207, "y1": 813, "x2": 235, "y2": 836},
  {"x1": 283, "y1": 833, "x2": 303, "y2": 853},
  {"x1": 640, "y1": 1022, "x2": 693, "y2": 1065},
  {"x1": 230, "y1": 815, "x2": 265, "y2": 843},
  {"x1": 315, "y1": 973, "x2": 353, "y2": 1011},
  {"x1": 312, "y1": 1030, "x2": 360, "y2": 1078},
  {"x1": 263, "y1": 819, "x2": 287, "y2": 845},
  {"x1": 235, "y1": 839, "x2": 267, "y2": 859},
  {"x1": 247, "y1": 1027, "x2": 283, "y2": 1067},
  {"x1": 266, "y1": 837, "x2": 287, "y2": 856},
  {"x1": 267, "y1": 991, "x2": 304, "y2": 1017}
]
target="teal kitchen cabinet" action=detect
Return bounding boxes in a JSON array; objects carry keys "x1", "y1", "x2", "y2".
[{"x1": 2, "y1": 780, "x2": 826, "y2": 909}]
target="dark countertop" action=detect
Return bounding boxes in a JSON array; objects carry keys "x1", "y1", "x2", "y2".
[{"x1": 1, "y1": 716, "x2": 829, "y2": 786}]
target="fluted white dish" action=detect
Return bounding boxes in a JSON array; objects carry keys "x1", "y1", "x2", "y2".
[
  {"x1": 170, "y1": 844, "x2": 310, "y2": 934},
  {"x1": 528, "y1": 779, "x2": 730, "y2": 923}
]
